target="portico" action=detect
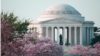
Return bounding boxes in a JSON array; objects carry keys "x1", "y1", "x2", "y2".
[
  {"x1": 28, "y1": 4, "x2": 94, "y2": 46},
  {"x1": 41, "y1": 25, "x2": 94, "y2": 46}
]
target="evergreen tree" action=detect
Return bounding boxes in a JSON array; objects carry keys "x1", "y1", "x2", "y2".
[{"x1": 91, "y1": 27, "x2": 100, "y2": 45}]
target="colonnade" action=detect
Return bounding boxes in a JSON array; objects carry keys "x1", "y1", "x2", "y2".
[
  {"x1": 29, "y1": 27, "x2": 94, "y2": 46},
  {"x1": 29, "y1": 26, "x2": 94, "y2": 46}
]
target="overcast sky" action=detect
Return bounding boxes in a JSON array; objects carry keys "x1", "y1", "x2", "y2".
[{"x1": 1, "y1": 0, "x2": 100, "y2": 27}]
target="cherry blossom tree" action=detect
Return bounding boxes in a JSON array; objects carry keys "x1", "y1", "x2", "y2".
[
  {"x1": 92, "y1": 42, "x2": 100, "y2": 56},
  {"x1": 7, "y1": 34, "x2": 63, "y2": 56},
  {"x1": 1, "y1": 18, "x2": 15, "y2": 56},
  {"x1": 1, "y1": 18, "x2": 24, "y2": 56},
  {"x1": 64, "y1": 45, "x2": 91, "y2": 56},
  {"x1": 7, "y1": 32, "x2": 39, "y2": 56},
  {"x1": 32, "y1": 37, "x2": 64, "y2": 56},
  {"x1": 64, "y1": 42, "x2": 100, "y2": 56},
  {"x1": 21, "y1": 36, "x2": 64, "y2": 56}
]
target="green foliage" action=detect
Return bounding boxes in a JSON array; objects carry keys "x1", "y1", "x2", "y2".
[
  {"x1": 94, "y1": 27, "x2": 100, "y2": 32},
  {"x1": 1, "y1": 12, "x2": 30, "y2": 35},
  {"x1": 14, "y1": 20, "x2": 29, "y2": 34},
  {"x1": 91, "y1": 35, "x2": 100, "y2": 45},
  {"x1": 91, "y1": 27, "x2": 100, "y2": 45},
  {"x1": 1, "y1": 12, "x2": 18, "y2": 27},
  {"x1": 94, "y1": 27, "x2": 98, "y2": 32}
]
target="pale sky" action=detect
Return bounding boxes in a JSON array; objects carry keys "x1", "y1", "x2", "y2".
[{"x1": 1, "y1": 0, "x2": 100, "y2": 27}]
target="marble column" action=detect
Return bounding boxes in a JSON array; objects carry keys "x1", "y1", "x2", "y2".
[
  {"x1": 85, "y1": 27, "x2": 87, "y2": 45},
  {"x1": 57, "y1": 27, "x2": 59, "y2": 44},
  {"x1": 37, "y1": 27, "x2": 38, "y2": 33},
  {"x1": 86, "y1": 27, "x2": 88, "y2": 45},
  {"x1": 87, "y1": 27, "x2": 89, "y2": 45},
  {"x1": 35, "y1": 27, "x2": 36, "y2": 32},
  {"x1": 46, "y1": 27, "x2": 48, "y2": 37},
  {"x1": 80, "y1": 27, "x2": 82, "y2": 45},
  {"x1": 30, "y1": 28, "x2": 32, "y2": 33},
  {"x1": 52, "y1": 27, "x2": 54, "y2": 41},
  {"x1": 33, "y1": 27, "x2": 34, "y2": 32},
  {"x1": 69, "y1": 27, "x2": 71, "y2": 45},
  {"x1": 74, "y1": 27, "x2": 77, "y2": 45},
  {"x1": 63, "y1": 27, "x2": 66, "y2": 46},
  {"x1": 82, "y1": 27, "x2": 86, "y2": 45},
  {"x1": 41, "y1": 27, "x2": 43, "y2": 37},
  {"x1": 31, "y1": 28, "x2": 33, "y2": 33}
]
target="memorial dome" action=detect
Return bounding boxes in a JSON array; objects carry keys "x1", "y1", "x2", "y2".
[
  {"x1": 41, "y1": 4, "x2": 81, "y2": 15},
  {"x1": 38, "y1": 4, "x2": 84, "y2": 22}
]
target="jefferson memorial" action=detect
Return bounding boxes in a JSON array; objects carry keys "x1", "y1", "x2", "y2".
[{"x1": 28, "y1": 4, "x2": 94, "y2": 46}]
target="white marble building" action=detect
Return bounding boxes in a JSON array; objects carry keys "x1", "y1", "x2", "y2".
[{"x1": 28, "y1": 4, "x2": 94, "y2": 46}]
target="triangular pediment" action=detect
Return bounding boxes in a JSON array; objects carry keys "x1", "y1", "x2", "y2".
[{"x1": 40, "y1": 18, "x2": 82, "y2": 24}]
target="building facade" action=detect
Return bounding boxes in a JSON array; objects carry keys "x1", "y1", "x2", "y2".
[{"x1": 28, "y1": 4, "x2": 94, "y2": 46}]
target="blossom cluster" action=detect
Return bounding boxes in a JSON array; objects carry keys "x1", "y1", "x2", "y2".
[{"x1": 64, "y1": 42, "x2": 100, "y2": 56}]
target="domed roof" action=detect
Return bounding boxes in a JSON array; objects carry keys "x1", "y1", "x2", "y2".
[{"x1": 41, "y1": 4, "x2": 81, "y2": 15}]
